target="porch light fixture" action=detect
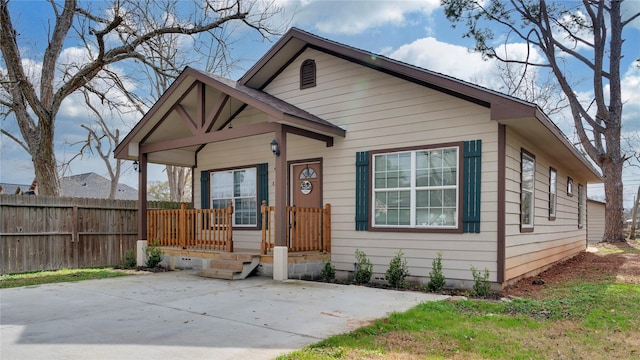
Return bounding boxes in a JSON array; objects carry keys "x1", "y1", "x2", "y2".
[
  {"x1": 270, "y1": 139, "x2": 280, "y2": 156},
  {"x1": 133, "y1": 160, "x2": 141, "y2": 173}
]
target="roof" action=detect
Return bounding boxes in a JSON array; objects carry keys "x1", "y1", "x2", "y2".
[
  {"x1": 115, "y1": 27, "x2": 601, "y2": 183},
  {"x1": 0, "y1": 183, "x2": 33, "y2": 195},
  {"x1": 61, "y1": 173, "x2": 139, "y2": 200},
  {"x1": 114, "y1": 67, "x2": 345, "y2": 163},
  {"x1": 241, "y1": 28, "x2": 601, "y2": 183}
]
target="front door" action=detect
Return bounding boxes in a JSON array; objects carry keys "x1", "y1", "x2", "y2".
[{"x1": 290, "y1": 162, "x2": 322, "y2": 251}]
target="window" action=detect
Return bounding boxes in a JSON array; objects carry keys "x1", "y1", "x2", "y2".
[
  {"x1": 578, "y1": 183, "x2": 584, "y2": 228},
  {"x1": 567, "y1": 177, "x2": 573, "y2": 196},
  {"x1": 372, "y1": 145, "x2": 459, "y2": 229},
  {"x1": 549, "y1": 167, "x2": 557, "y2": 220},
  {"x1": 210, "y1": 167, "x2": 257, "y2": 227},
  {"x1": 521, "y1": 150, "x2": 535, "y2": 231},
  {"x1": 300, "y1": 59, "x2": 316, "y2": 89}
]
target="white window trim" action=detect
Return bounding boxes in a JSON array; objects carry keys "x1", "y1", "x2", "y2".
[
  {"x1": 210, "y1": 166, "x2": 257, "y2": 228},
  {"x1": 549, "y1": 168, "x2": 557, "y2": 219},
  {"x1": 371, "y1": 146, "x2": 459, "y2": 229},
  {"x1": 521, "y1": 152, "x2": 535, "y2": 229}
]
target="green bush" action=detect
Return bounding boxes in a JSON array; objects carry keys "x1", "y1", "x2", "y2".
[
  {"x1": 353, "y1": 249, "x2": 372, "y2": 285},
  {"x1": 470, "y1": 266, "x2": 491, "y2": 297},
  {"x1": 321, "y1": 261, "x2": 336, "y2": 282},
  {"x1": 385, "y1": 250, "x2": 410, "y2": 288},
  {"x1": 144, "y1": 241, "x2": 164, "y2": 268},
  {"x1": 123, "y1": 249, "x2": 137, "y2": 268},
  {"x1": 427, "y1": 251, "x2": 446, "y2": 292}
]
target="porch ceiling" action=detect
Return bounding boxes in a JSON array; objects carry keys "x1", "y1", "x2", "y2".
[{"x1": 115, "y1": 67, "x2": 345, "y2": 167}]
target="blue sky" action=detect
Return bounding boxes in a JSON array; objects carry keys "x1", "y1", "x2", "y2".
[{"x1": 1, "y1": 0, "x2": 639, "y2": 207}]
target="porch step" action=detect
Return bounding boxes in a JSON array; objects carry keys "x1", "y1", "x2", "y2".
[{"x1": 199, "y1": 255, "x2": 260, "y2": 280}]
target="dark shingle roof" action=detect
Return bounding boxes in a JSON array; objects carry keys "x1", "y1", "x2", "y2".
[{"x1": 61, "y1": 173, "x2": 139, "y2": 200}]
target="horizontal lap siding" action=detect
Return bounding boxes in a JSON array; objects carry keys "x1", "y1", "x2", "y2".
[
  {"x1": 265, "y1": 49, "x2": 500, "y2": 283},
  {"x1": 587, "y1": 201, "x2": 605, "y2": 243},
  {"x1": 504, "y1": 128, "x2": 586, "y2": 282}
]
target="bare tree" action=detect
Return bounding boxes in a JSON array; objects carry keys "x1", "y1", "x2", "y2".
[
  {"x1": 442, "y1": 0, "x2": 640, "y2": 242},
  {"x1": 494, "y1": 62, "x2": 568, "y2": 118},
  {"x1": 0, "y1": 0, "x2": 283, "y2": 196}
]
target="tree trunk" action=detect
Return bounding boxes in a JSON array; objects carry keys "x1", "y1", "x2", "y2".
[
  {"x1": 630, "y1": 187, "x2": 640, "y2": 240},
  {"x1": 166, "y1": 165, "x2": 189, "y2": 202},
  {"x1": 601, "y1": 156, "x2": 625, "y2": 242},
  {"x1": 30, "y1": 114, "x2": 61, "y2": 196}
]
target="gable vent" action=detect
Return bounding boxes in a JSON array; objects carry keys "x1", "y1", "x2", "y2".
[{"x1": 300, "y1": 59, "x2": 316, "y2": 89}]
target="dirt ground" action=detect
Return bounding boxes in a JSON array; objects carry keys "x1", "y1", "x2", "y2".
[{"x1": 503, "y1": 239, "x2": 640, "y2": 298}]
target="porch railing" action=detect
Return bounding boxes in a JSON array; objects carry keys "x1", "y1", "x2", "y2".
[
  {"x1": 147, "y1": 202, "x2": 234, "y2": 252},
  {"x1": 261, "y1": 201, "x2": 331, "y2": 255}
]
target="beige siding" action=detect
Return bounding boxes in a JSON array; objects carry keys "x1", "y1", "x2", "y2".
[
  {"x1": 503, "y1": 127, "x2": 587, "y2": 283},
  {"x1": 262, "y1": 49, "x2": 501, "y2": 284},
  {"x1": 587, "y1": 200, "x2": 605, "y2": 243}
]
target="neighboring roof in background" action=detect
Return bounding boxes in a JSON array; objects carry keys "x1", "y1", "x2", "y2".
[
  {"x1": 0, "y1": 182, "x2": 34, "y2": 195},
  {"x1": 61, "y1": 172, "x2": 140, "y2": 200}
]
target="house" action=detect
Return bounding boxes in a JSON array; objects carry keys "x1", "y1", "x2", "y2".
[
  {"x1": 115, "y1": 28, "x2": 601, "y2": 289},
  {"x1": 587, "y1": 199, "x2": 606, "y2": 243},
  {"x1": 0, "y1": 180, "x2": 38, "y2": 195},
  {"x1": 61, "y1": 172, "x2": 140, "y2": 200}
]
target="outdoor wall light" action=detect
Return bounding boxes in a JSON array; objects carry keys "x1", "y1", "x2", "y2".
[
  {"x1": 270, "y1": 139, "x2": 280, "y2": 156},
  {"x1": 133, "y1": 160, "x2": 141, "y2": 173}
]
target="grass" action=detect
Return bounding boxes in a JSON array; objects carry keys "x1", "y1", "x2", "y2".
[
  {"x1": 280, "y1": 253, "x2": 640, "y2": 359},
  {"x1": 0, "y1": 268, "x2": 132, "y2": 289}
]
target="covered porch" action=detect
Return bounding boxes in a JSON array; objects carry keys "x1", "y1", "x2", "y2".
[
  {"x1": 114, "y1": 67, "x2": 344, "y2": 280},
  {"x1": 147, "y1": 202, "x2": 331, "y2": 255}
]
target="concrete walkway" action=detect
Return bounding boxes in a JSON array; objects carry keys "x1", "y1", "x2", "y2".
[{"x1": 1, "y1": 271, "x2": 448, "y2": 360}]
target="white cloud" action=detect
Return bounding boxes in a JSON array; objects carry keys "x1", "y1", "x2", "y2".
[
  {"x1": 385, "y1": 37, "x2": 496, "y2": 86},
  {"x1": 287, "y1": 0, "x2": 440, "y2": 35}
]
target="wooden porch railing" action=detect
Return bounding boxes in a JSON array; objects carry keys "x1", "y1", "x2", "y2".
[
  {"x1": 261, "y1": 201, "x2": 331, "y2": 255},
  {"x1": 148, "y1": 202, "x2": 234, "y2": 252}
]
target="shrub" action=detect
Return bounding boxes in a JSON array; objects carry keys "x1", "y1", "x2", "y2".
[
  {"x1": 353, "y1": 249, "x2": 372, "y2": 285},
  {"x1": 321, "y1": 261, "x2": 336, "y2": 282},
  {"x1": 470, "y1": 266, "x2": 491, "y2": 297},
  {"x1": 123, "y1": 249, "x2": 137, "y2": 268},
  {"x1": 427, "y1": 251, "x2": 446, "y2": 292},
  {"x1": 144, "y1": 241, "x2": 164, "y2": 268},
  {"x1": 385, "y1": 250, "x2": 410, "y2": 288}
]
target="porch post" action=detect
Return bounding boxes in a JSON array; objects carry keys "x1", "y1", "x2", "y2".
[
  {"x1": 136, "y1": 153, "x2": 148, "y2": 266},
  {"x1": 273, "y1": 129, "x2": 288, "y2": 280}
]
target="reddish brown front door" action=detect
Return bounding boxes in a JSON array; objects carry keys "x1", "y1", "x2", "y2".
[{"x1": 290, "y1": 162, "x2": 322, "y2": 251}]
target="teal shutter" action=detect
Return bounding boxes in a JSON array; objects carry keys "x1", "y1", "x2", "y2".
[
  {"x1": 355, "y1": 151, "x2": 369, "y2": 231},
  {"x1": 463, "y1": 140, "x2": 482, "y2": 233},
  {"x1": 257, "y1": 163, "x2": 269, "y2": 229},
  {"x1": 200, "y1": 170, "x2": 210, "y2": 209}
]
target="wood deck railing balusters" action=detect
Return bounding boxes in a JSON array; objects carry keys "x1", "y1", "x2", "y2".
[{"x1": 147, "y1": 203, "x2": 233, "y2": 251}]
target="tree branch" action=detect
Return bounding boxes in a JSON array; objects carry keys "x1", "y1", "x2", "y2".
[{"x1": 0, "y1": 128, "x2": 29, "y2": 152}]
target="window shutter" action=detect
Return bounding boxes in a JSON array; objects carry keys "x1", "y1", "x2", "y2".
[
  {"x1": 355, "y1": 151, "x2": 369, "y2": 231},
  {"x1": 200, "y1": 170, "x2": 209, "y2": 209},
  {"x1": 463, "y1": 140, "x2": 482, "y2": 233},
  {"x1": 257, "y1": 163, "x2": 269, "y2": 230}
]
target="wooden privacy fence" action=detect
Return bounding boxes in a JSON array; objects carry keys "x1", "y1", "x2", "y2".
[
  {"x1": 147, "y1": 202, "x2": 234, "y2": 252},
  {"x1": 261, "y1": 201, "x2": 331, "y2": 255},
  {"x1": 0, "y1": 194, "x2": 182, "y2": 274}
]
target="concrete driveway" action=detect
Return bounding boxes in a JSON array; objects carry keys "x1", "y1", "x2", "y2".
[{"x1": 1, "y1": 271, "x2": 448, "y2": 360}]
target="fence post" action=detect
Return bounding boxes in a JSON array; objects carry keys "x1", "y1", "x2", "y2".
[
  {"x1": 226, "y1": 201, "x2": 234, "y2": 252},
  {"x1": 179, "y1": 203, "x2": 187, "y2": 249},
  {"x1": 324, "y1": 203, "x2": 331, "y2": 254}
]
